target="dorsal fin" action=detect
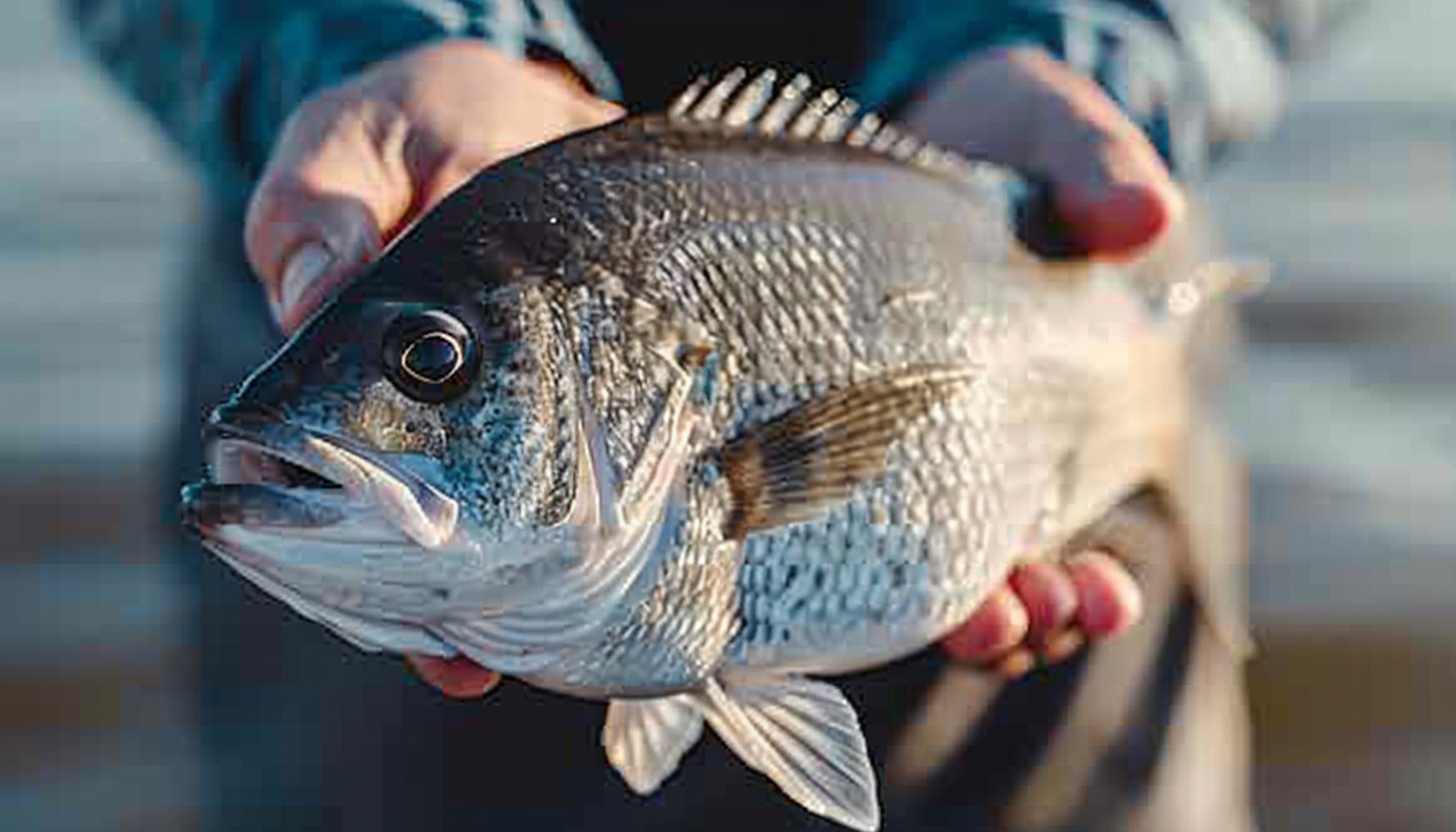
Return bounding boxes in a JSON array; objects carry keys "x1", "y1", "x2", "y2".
[
  {"x1": 757, "y1": 73, "x2": 813, "y2": 134},
  {"x1": 665, "y1": 67, "x2": 1004, "y2": 189},
  {"x1": 817, "y1": 97, "x2": 860, "y2": 141},
  {"x1": 723, "y1": 68, "x2": 780, "y2": 128},
  {"x1": 789, "y1": 88, "x2": 840, "y2": 139},
  {"x1": 692, "y1": 67, "x2": 751, "y2": 121}
]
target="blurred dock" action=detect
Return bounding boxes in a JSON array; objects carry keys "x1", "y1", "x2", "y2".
[
  {"x1": 1, "y1": 1, "x2": 1454, "y2": 830},
  {"x1": 1205, "y1": 6, "x2": 1456, "y2": 828},
  {"x1": 0, "y1": 4, "x2": 198, "y2": 831}
]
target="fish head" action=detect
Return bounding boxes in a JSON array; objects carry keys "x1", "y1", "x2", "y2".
[{"x1": 181, "y1": 254, "x2": 596, "y2": 635}]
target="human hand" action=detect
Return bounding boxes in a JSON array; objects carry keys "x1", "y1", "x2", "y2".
[
  {"x1": 902, "y1": 47, "x2": 1171, "y2": 676},
  {"x1": 244, "y1": 39, "x2": 623, "y2": 335},
  {"x1": 906, "y1": 46, "x2": 1185, "y2": 261}
]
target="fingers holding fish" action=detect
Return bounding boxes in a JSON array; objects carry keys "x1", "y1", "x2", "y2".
[
  {"x1": 1010, "y1": 561, "x2": 1079, "y2": 645},
  {"x1": 899, "y1": 44, "x2": 1184, "y2": 679},
  {"x1": 1067, "y1": 550, "x2": 1145, "y2": 638},
  {"x1": 406, "y1": 654, "x2": 501, "y2": 699},
  {"x1": 901, "y1": 46, "x2": 1185, "y2": 261},
  {"x1": 941, "y1": 586, "x2": 1030, "y2": 666},
  {"x1": 244, "y1": 91, "x2": 415, "y2": 335},
  {"x1": 940, "y1": 556, "x2": 1143, "y2": 678}
]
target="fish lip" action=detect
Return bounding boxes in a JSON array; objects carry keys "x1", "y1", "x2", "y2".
[
  {"x1": 179, "y1": 481, "x2": 351, "y2": 531},
  {"x1": 188, "y1": 404, "x2": 459, "y2": 549}
]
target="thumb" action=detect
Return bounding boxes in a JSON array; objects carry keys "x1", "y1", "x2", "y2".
[
  {"x1": 245, "y1": 98, "x2": 415, "y2": 335},
  {"x1": 1035, "y1": 109, "x2": 1184, "y2": 260},
  {"x1": 1009, "y1": 55, "x2": 1187, "y2": 259},
  {"x1": 904, "y1": 48, "x2": 1186, "y2": 262}
]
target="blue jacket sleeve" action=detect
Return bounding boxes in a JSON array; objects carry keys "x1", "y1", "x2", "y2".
[
  {"x1": 60, "y1": 0, "x2": 619, "y2": 204},
  {"x1": 856, "y1": 0, "x2": 1287, "y2": 178}
]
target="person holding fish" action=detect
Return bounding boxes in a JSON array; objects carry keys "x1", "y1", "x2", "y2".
[{"x1": 63, "y1": 1, "x2": 1342, "y2": 830}]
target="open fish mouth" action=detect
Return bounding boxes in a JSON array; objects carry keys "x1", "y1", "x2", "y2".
[{"x1": 182, "y1": 402, "x2": 459, "y2": 549}]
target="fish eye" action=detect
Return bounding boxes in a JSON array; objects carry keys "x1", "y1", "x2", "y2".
[
  {"x1": 402, "y1": 333, "x2": 464, "y2": 383},
  {"x1": 382, "y1": 309, "x2": 479, "y2": 403}
]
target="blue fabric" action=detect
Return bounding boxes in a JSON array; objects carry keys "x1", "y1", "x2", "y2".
[
  {"x1": 855, "y1": 1, "x2": 1195, "y2": 168},
  {"x1": 62, "y1": 0, "x2": 1218, "y2": 203},
  {"x1": 60, "y1": 0, "x2": 621, "y2": 203}
]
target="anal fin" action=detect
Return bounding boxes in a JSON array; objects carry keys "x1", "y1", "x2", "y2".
[
  {"x1": 697, "y1": 674, "x2": 880, "y2": 831},
  {"x1": 603, "y1": 695, "x2": 705, "y2": 795}
]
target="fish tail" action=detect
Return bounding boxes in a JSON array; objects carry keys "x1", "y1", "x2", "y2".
[
  {"x1": 1069, "y1": 209, "x2": 1264, "y2": 659},
  {"x1": 1161, "y1": 257, "x2": 1269, "y2": 395},
  {"x1": 1133, "y1": 203, "x2": 1270, "y2": 391},
  {"x1": 1129, "y1": 210, "x2": 1264, "y2": 658}
]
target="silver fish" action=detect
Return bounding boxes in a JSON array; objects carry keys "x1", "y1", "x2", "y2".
[{"x1": 180, "y1": 69, "x2": 1262, "y2": 830}]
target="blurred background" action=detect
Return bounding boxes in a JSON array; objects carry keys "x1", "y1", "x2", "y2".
[{"x1": 1, "y1": 0, "x2": 1453, "y2": 829}]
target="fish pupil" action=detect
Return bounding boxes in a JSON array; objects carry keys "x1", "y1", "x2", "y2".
[
  {"x1": 382, "y1": 309, "x2": 479, "y2": 403},
  {"x1": 403, "y1": 333, "x2": 462, "y2": 383}
]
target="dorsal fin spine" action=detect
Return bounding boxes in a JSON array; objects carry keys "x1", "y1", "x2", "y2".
[
  {"x1": 817, "y1": 98, "x2": 860, "y2": 141},
  {"x1": 691, "y1": 67, "x2": 750, "y2": 121},
  {"x1": 757, "y1": 72, "x2": 813, "y2": 135},
  {"x1": 723, "y1": 68, "x2": 778, "y2": 127},
  {"x1": 845, "y1": 113, "x2": 881, "y2": 147},
  {"x1": 869, "y1": 124, "x2": 902, "y2": 154},
  {"x1": 789, "y1": 88, "x2": 840, "y2": 139},
  {"x1": 669, "y1": 75, "x2": 710, "y2": 118},
  {"x1": 891, "y1": 134, "x2": 922, "y2": 161},
  {"x1": 665, "y1": 67, "x2": 1005, "y2": 191}
]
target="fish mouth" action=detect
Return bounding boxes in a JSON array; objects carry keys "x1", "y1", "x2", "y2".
[{"x1": 183, "y1": 402, "x2": 459, "y2": 549}]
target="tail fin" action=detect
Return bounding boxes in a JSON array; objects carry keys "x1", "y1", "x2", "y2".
[
  {"x1": 1160, "y1": 416, "x2": 1255, "y2": 658},
  {"x1": 1123, "y1": 200, "x2": 1270, "y2": 389},
  {"x1": 1131, "y1": 210, "x2": 1267, "y2": 658},
  {"x1": 1162, "y1": 257, "x2": 1270, "y2": 389}
]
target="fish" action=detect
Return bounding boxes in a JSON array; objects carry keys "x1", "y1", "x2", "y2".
[{"x1": 180, "y1": 68, "x2": 1263, "y2": 831}]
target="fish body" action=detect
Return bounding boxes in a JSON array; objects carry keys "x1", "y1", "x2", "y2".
[{"x1": 182, "y1": 69, "x2": 1257, "y2": 830}]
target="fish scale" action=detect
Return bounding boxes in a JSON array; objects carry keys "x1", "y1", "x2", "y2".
[{"x1": 181, "y1": 68, "x2": 1259, "y2": 831}]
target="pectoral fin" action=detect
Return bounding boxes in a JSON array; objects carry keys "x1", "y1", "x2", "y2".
[
  {"x1": 603, "y1": 695, "x2": 705, "y2": 795},
  {"x1": 720, "y1": 365, "x2": 976, "y2": 539},
  {"x1": 696, "y1": 674, "x2": 880, "y2": 831}
]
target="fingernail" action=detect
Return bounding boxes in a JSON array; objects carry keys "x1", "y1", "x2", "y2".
[
  {"x1": 274, "y1": 242, "x2": 335, "y2": 325},
  {"x1": 1041, "y1": 629, "x2": 1086, "y2": 664},
  {"x1": 406, "y1": 654, "x2": 502, "y2": 699},
  {"x1": 1009, "y1": 562, "x2": 1078, "y2": 643},
  {"x1": 1068, "y1": 550, "x2": 1144, "y2": 637},
  {"x1": 996, "y1": 648, "x2": 1037, "y2": 679},
  {"x1": 943, "y1": 588, "x2": 1027, "y2": 662}
]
